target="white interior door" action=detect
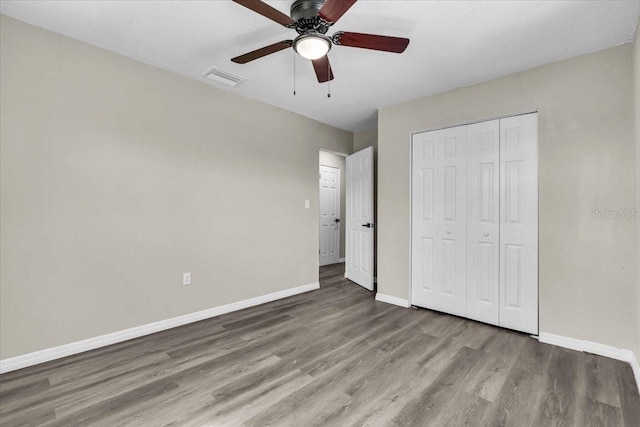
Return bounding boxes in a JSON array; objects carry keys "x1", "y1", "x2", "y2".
[
  {"x1": 319, "y1": 165, "x2": 340, "y2": 266},
  {"x1": 411, "y1": 127, "x2": 467, "y2": 316},
  {"x1": 499, "y1": 114, "x2": 538, "y2": 334},
  {"x1": 346, "y1": 147, "x2": 374, "y2": 291},
  {"x1": 466, "y1": 120, "x2": 500, "y2": 325}
]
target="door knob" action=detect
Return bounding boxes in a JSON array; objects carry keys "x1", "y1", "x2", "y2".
[
  {"x1": 483, "y1": 232, "x2": 490, "y2": 237},
  {"x1": 362, "y1": 223, "x2": 374, "y2": 228},
  {"x1": 446, "y1": 230, "x2": 452, "y2": 234},
  {"x1": 335, "y1": 218, "x2": 340, "y2": 223}
]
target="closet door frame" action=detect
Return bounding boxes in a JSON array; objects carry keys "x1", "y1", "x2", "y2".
[{"x1": 409, "y1": 111, "x2": 538, "y2": 335}]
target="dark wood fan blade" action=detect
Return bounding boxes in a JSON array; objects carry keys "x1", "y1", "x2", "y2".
[
  {"x1": 231, "y1": 40, "x2": 293, "y2": 64},
  {"x1": 312, "y1": 55, "x2": 334, "y2": 83},
  {"x1": 232, "y1": 0, "x2": 295, "y2": 27},
  {"x1": 333, "y1": 31, "x2": 409, "y2": 53},
  {"x1": 318, "y1": 0, "x2": 357, "y2": 24}
]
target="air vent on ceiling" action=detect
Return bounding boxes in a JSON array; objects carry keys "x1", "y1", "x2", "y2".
[{"x1": 205, "y1": 67, "x2": 246, "y2": 87}]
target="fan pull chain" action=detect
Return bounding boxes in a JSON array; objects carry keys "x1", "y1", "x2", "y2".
[
  {"x1": 327, "y1": 58, "x2": 331, "y2": 98},
  {"x1": 293, "y1": 52, "x2": 296, "y2": 96}
]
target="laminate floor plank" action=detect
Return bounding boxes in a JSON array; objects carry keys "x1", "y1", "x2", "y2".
[
  {"x1": 618, "y1": 362, "x2": 640, "y2": 426},
  {"x1": 481, "y1": 367, "x2": 545, "y2": 426},
  {"x1": 450, "y1": 321, "x2": 497, "y2": 351},
  {"x1": 461, "y1": 350, "x2": 513, "y2": 402},
  {"x1": 1, "y1": 263, "x2": 639, "y2": 426},
  {"x1": 0, "y1": 352, "x2": 172, "y2": 419},
  {"x1": 534, "y1": 346, "x2": 582, "y2": 426},
  {"x1": 575, "y1": 398, "x2": 622, "y2": 427},
  {"x1": 243, "y1": 375, "x2": 351, "y2": 427},
  {"x1": 514, "y1": 336, "x2": 554, "y2": 375},
  {"x1": 393, "y1": 346, "x2": 483, "y2": 426},
  {"x1": 325, "y1": 335, "x2": 441, "y2": 426},
  {"x1": 0, "y1": 378, "x2": 51, "y2": 405},
  {"x1": 0, "y1": 374, "x2": 51, "y2": 397},
  {"x1": 435, "y1": 391, "x2": 492, "y2": 427},
  {"x1": 417, "y1": 337, "x2": 465, "y2": 372},
  {"x1": 106, "y1": 354, "x2": 289, "y2": 426},
  {"x1": 0, "y1": 405, "x2": 56, "y2": 427},
  {"x1": 164, "y1": 330, "x2": 245, "y2": 360},
  {"x1": 46, "y1": 380, "x2": 180, "y2": 427},
  {"x1": 295, "y1": 318, "x2": 405, "y2": 378},
  {"x1": 477, "y1": 326, "x2": 529, "y2": 356},
  {"x1": 51, "y1": 326, "x2": 294, "y2": 419},
  {"x1": 582, "y1": 352, "x2": 623, "y2": 408},
  {"x1": 182, "y1": 370, "x2": 314, "y2": 427}
]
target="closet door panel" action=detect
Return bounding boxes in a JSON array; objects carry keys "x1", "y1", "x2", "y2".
[
  {"x1": 437, "y1": 130, "x2": 467, "y2": 316},
  {"x1": 499, "y1": 114, "x2": 538, "y2": 334},
  {"x1": 412, "y1": 127, "x2": 467, "y2": 316},
  {"x1": 466, "y1": 120, "x2": 500, "y2": 325},
  {"x1": 412, "y1": 133, "x2": 437, "y2": 305}
]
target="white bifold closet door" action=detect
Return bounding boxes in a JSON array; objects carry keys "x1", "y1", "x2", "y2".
[
  {"x1": 411, "y1": 126, "x2": 467, "y2": 317},
  {"x1": 498, "y1": 114, "x2": 538, "y2": 334},
  {"x1": 466, "y1": 120, "x2": 500, "y2": 325},
  {"x1": 411, "y1": 113, "x2": 538, "y2": 335}
]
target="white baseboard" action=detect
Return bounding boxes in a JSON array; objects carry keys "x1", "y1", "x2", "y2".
[
  {"x1": 0, "y1": 282, "x2": 319, "y2": 374},
  {"x1": 338, "y1": 258, "x2": 345, "y2": 263},
  {"x1": 539, "y1": 332, "x2": 640, "y2": 393},
  {"x1": 375, "y1": 293, "x2": 410, "y2": 308}
]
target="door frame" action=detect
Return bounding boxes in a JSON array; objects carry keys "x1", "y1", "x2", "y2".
[{"x1": 408, "y1": 110, "x2": 539, "y2": 316}]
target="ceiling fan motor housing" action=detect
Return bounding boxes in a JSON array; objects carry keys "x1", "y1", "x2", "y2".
[{"x1": 290, "y1": 0, "x2": 330, "y2": 35}]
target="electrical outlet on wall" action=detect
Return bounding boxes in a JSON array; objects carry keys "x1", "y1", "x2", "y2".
[{"x1": 183, "y1": 272, "x2": 191, "y2": 286}]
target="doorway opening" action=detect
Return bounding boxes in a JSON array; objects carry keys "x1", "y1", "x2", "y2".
[
  {"x1": 319, "y1": 150, "x2": 347, "y2": 267},
  {"x1": 319, "y1": 147, "x2": 375, "y2": 292}
]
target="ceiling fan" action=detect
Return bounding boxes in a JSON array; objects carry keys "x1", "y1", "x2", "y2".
[{"x1": 230, "y1": 0, "x2": 410, "y2": 83}]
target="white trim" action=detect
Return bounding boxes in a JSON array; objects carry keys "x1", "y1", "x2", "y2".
[
  {"x1": 375, "y1": 293, "x2": 410, "y2": 308},
  {"x1": 408, "y1": 130, "x2": 414, "y2": 307},
  {"x1": 409, "y1": 110, "x2": 539, "y2": 137},
  {"x1": 0, "y1": 282, "x2": 319, "y2": 374},
  {"x1": 539, "y1": 332, "x2": 640, "y2": 393},
  {"x1": 339, "y1": 258, "x2": 345, "y2": 263}
]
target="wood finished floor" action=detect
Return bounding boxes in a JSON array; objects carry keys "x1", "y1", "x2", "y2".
[{"x1": 1, "y1": 263, "x2": 639, "y2": 426}]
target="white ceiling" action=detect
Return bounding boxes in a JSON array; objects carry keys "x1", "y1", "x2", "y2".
[{"x1": 2, "y1": 1, "x2": 639, "y2": 132}]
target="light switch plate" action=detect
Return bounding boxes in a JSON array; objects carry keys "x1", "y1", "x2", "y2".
[
  {"x1": 305, "y1": 199, "x2": 310, "y2": 209},
  {"x1": 183, "y1": 272, "x2": 191, "y2": 286}
]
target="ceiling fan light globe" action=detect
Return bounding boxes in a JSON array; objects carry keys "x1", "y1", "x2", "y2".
[{"x1": 294, "y1": 35, "x2": 331, "y2": 60}]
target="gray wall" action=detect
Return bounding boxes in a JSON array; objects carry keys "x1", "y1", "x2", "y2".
[
  {"x1": 319, "y1": 151, "x2": 347, "y2": 259},
  {"x1": 378, "y1": 45, "x2": 636, "y2": 351},
  {"x1": 0, "y1": 16, "x2": 353, "y2": 359},
  {"x1": 354, "y1": 129, "x2": 378, "y2": 153}
]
